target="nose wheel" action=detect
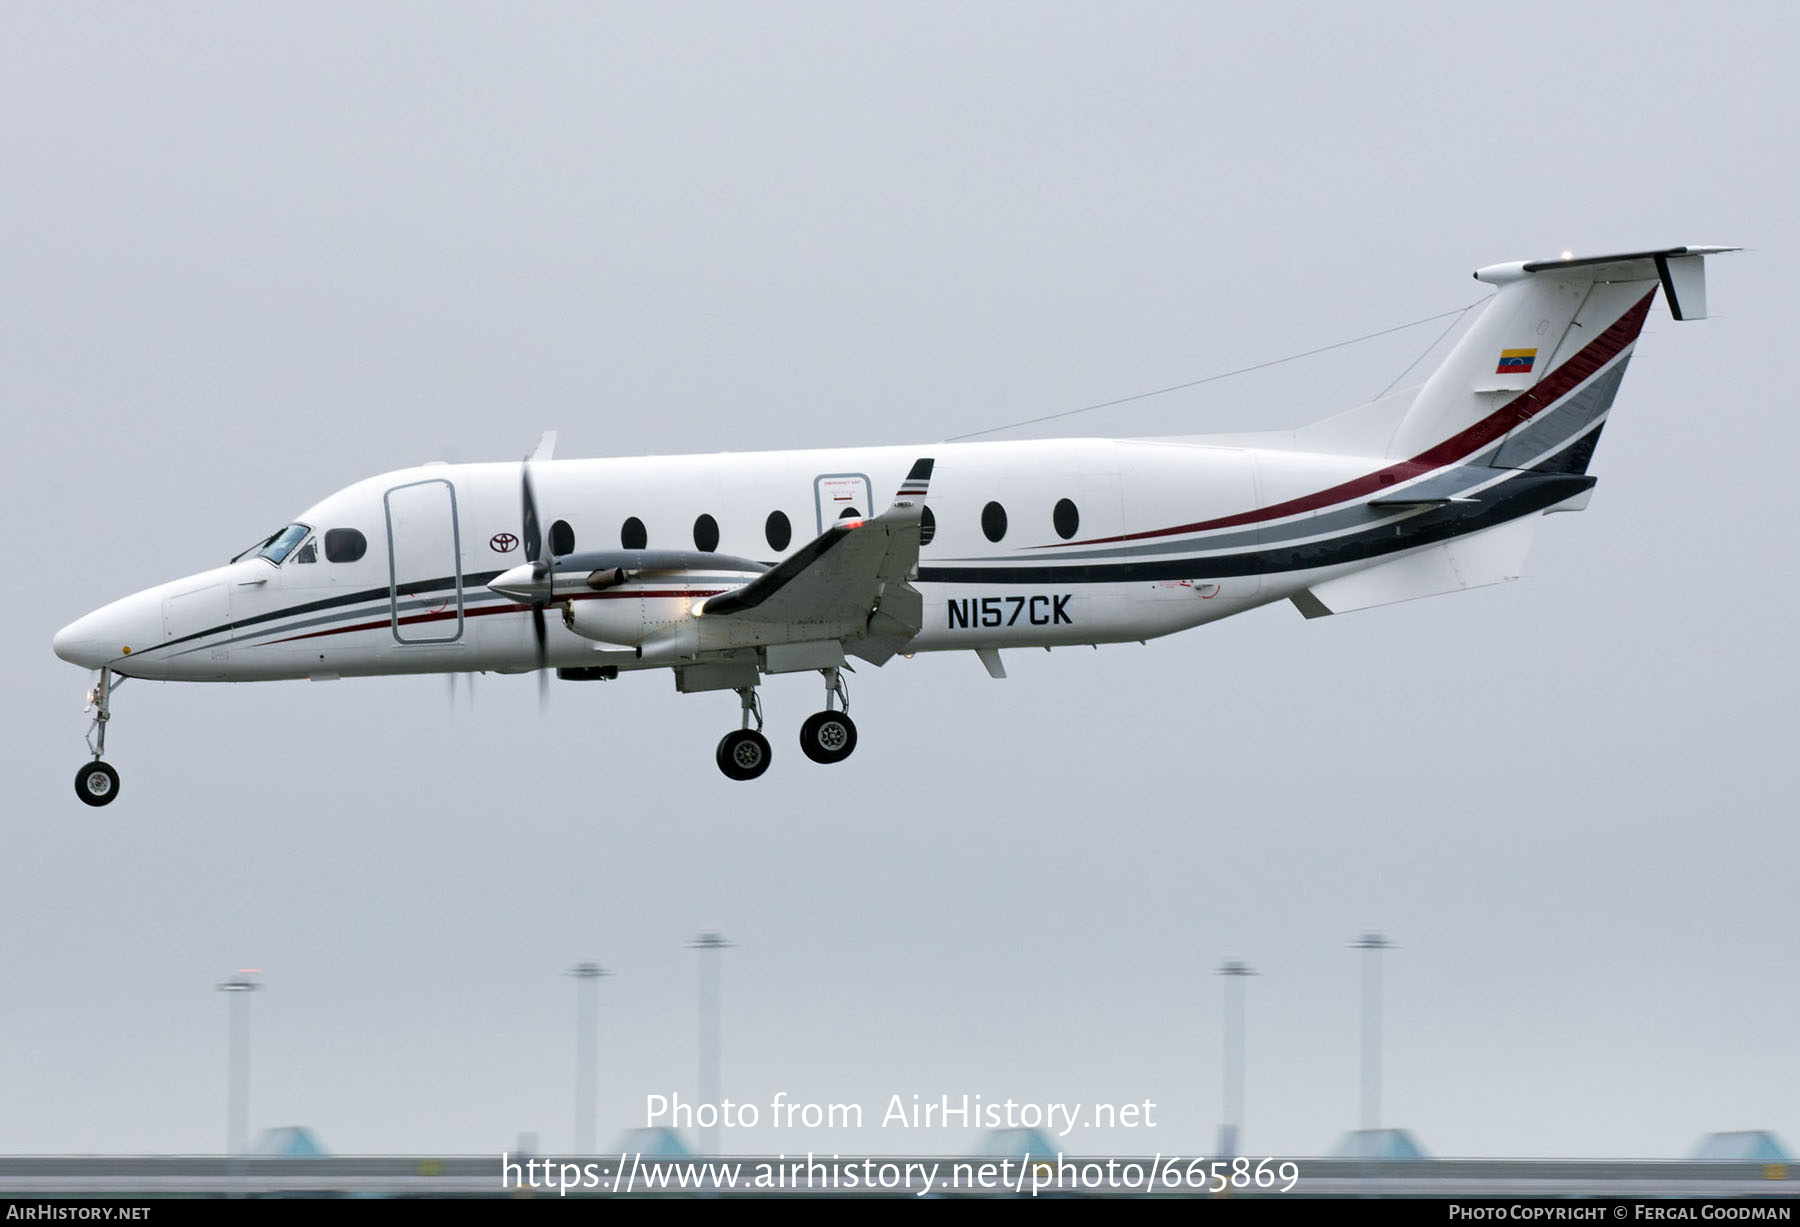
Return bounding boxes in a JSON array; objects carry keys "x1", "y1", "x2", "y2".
[
  {"x1": 75, "y1": 761, "x2": 120, "y2": 807},
  {"x1": 75, "y1": 668, "x2": 122, "y2": 807}
]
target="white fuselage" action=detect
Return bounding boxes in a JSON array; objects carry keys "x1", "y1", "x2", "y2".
[{"x1": 54, "y1": 435, "x2": 1396, "y2": 683}]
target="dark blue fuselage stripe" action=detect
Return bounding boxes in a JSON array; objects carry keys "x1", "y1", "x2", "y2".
[
  {"x1": 918, "y1": 472, "x2": 1593, "y2": 586},
  {"x1": 135, "y1": 570, "x2": 506, "y2": 658}
]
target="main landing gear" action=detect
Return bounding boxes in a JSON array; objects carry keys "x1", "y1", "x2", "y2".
[
  {"x1": 799, "y1": 667, "x2": 857, "y2": 766},
  {"x1": 716, "y1": 687, "x2": 772, "y2": 782},
  {"x1": 75, "y1": 668, "x2": 121, "y2": 807},
  {"x1": 713, "y1": 667, "x2": 859, "y2": 781}
]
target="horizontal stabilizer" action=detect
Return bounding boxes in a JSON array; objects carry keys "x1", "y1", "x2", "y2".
[
  {"x1": 1293, "y1": 513, "x2": 1542, "y2": 618},
  {"x1": 1488, "y1": 245, "x2": 1737, "y2": 321}
]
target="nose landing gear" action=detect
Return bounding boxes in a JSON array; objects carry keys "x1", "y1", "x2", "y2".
[{"x1": 75, "y1": 668, "x2": 121, "y2": 807}]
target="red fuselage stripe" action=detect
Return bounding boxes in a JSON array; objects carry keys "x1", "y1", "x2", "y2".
[
  {"x1": 260, "y1": 589, "x2": 727, "y2": 646},
  {"x1": 1042, "y1": 291, "x2": 1654, "y2": 549}
]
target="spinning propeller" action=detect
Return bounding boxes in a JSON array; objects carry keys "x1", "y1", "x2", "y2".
[{"x1": 520, "y1": 455, "x2": 554, "y2": 707}]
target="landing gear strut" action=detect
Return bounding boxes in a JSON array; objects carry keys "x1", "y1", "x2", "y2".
[
  {"x1": 75, "y1": 668, "x2": 121, "y2": 807},
  {"x1": 799, "y1": 667, "x2": 857, "y2": 765},
  {"x1": 716, "y1": 686, "x2": 772, "y2": 781}
]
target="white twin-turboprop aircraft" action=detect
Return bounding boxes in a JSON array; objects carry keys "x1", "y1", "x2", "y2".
[{"x1": 53, "y1": 246, "x2": 1732, "y2": 803}]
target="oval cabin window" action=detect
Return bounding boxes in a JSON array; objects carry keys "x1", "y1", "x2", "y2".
[
  {"x1": 693, "y1": 514, "x2": 720, "y2": 552},
  {"x1": 981, "y1": 501, "x2": 1007, "y2": 543},
  {"x1": 765, "y1": 510, "x2": 791, "y2": 552},
  {"x1": 621, "y1": 517, "x2": 647, "y2": 550},
  {"x1": 550, "y1": 519, "x2": 575, "y2": 555}
]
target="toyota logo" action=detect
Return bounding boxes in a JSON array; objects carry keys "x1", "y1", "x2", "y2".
[{"x1": 489, "y1": 532, "x2": 520, "y2": 553}]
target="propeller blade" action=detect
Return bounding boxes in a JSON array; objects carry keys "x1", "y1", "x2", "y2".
[
  {"x1": 532, "y1": 604, "x2": 549, "y2": 711},
  {"x1": 522, "y1": 450, "x2": 554, "y2": 712},
  {"x1": 521, "y1": 460, "x2": 543, "y2": 565}
]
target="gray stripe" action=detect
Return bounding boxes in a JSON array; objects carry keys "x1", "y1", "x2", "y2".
[
  {"x1": 1494, "y1": 358, "x2": 1629, "y2": 469},
  {"x1": 174, "y1": 572, "x2": 754, "y2": 659},
  {"x1": 937, "y1": 465, "x2": 1504, "y2": 567},
  {"x1": 938, "y1": 360, "x2": 1632, "y2": 568},
  {"x1": 171, "y1": 590, "x2": 518, "y2": 658}
]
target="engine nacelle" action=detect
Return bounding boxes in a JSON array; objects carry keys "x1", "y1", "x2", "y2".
[
  {"x1": 562, "y1": 593, "x2": 694, "y2": 646},
  {"x1": 496, "y1": 548, "x2": 764, "y2": 648}
]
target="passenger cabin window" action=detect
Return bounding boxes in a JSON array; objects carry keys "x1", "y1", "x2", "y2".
[
  {"x1": 550, "y1": 519, "x2": 575, "y2": 556},
  {"x1": 257, "y1": 523, "x2": 310, "y2": 565},
  {"x1": 693, "y1": 514, "x2": 720, "y2": 553},
  {"x1": 1053, "y1": 498, "x2": 1080, "y2": 540},
  {"x1": 981, "y1": 501, "x2": 1007, "y2": 543},
  {"x1": 765, "y1": 511, "x2": 791, "y2": 552},
  {"x1": 838, "y1": 506, "x2": 862, "y2": 520},
  {"x1": 919, "y1": 505, "x2": 936, "y2": 547},
  {"x1": 292, "y1": 538, "x2": 319, "y2": 564},
  {"x1": 324, "y1": 528, "x2": 367, "y2": 563},
  {"x1": 621, "y1": 517, "x2": 647, "y2": 550}
]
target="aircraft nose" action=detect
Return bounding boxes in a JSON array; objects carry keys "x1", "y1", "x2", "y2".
[
  {"x1": 53, "y1": 613, "x2": 113, "y2": 668},
  {"x1": 53, "y1": 594, "x2": 160, "y2": 669}
]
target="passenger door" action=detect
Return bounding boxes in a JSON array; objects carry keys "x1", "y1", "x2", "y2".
[{"x1": 384, "y1": 478, "x2": 465, "y2": 643}]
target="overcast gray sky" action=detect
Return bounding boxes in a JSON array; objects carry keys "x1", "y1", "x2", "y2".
[{"x1": 3, "y1": 2, "x2": 1795, "y2": 1160}]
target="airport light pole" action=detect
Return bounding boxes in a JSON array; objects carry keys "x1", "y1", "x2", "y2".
[
  {"x1": 215, "y1": 970, "x2": 262, "y2": 1157},
  {"x1": 565, "y1": 961, "x2": 611, "y2": 1155},
  {"x1": 1351, "y1": 933, "x2": 1394, "y2": 1133},
  {"x1": 1216, "y1": 959, "x2": 1257, "y2": 1158},
  {"x1": 688, "y1": 930, "x2": 733, "y2": 1155}
]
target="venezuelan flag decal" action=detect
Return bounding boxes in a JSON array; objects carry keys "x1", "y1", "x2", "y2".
[{"x1": 1496, "y1": 348, "x2": 1538, "y2": 375}]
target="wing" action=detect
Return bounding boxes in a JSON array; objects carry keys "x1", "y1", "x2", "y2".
[{"x1": 698, "y1": 458, "x2": 933, "y2": 665}]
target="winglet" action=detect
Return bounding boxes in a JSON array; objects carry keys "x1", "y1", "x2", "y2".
[
  {"x1": 892, "y1": 457, "x2": 934, "y2": 506},
  {"x1": 531, "y1": 430, "x2": 559, "y2": 462}
]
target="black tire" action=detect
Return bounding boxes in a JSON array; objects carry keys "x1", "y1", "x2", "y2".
[
  {"x1": 716, "y1": 729, "x2": 772, "y2": 781},
  {"x1": 799, "y1": 710, "x2": 858, "y2": 764},
  {"x1": 75, "y1": 761, "x2": 120, "y2": 807}
]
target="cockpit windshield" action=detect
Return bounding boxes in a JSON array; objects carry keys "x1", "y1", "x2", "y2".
[{"x1": 239, "y1": 523, "x2": 312, "y2": 566}]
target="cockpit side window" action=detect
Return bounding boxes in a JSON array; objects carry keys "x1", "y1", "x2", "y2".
[
  {"x1": 292, "y1": 537, "x2": 319, "y2": 564},
  {"x1": 257, "y1": 523, "x2": 311, "y2": 565},
  {"x1": 324, "y1": 528, "x2": 367, "y2": 563}
]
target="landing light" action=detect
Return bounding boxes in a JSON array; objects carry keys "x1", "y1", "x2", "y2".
[{"x1": 1562, "y1": 250, "x2": 1574, "y2": 260}]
